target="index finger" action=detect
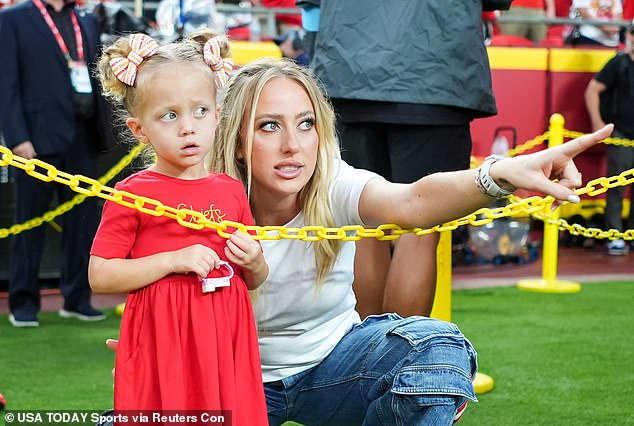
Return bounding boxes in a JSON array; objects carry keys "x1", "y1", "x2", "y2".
[{"x1": 561, "y1": 124, "x2": 613, "y2": 158}]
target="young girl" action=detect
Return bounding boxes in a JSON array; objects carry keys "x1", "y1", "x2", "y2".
[{"x1": 88, "y1": 32, "x2": 268, "y2": 423}]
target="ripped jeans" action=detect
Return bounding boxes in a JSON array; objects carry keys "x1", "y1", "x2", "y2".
[{"x1": 265, "y1": 314, "x2": 478, "y2": 426}]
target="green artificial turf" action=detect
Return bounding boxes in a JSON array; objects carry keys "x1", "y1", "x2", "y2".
[
  {"x1": 0, "y1": 311, "x2": 119, "y2": 411},
  {"x1": 452, "y1": 281, "x2": 634, "y2": 425},
  {"x1": 1, "y1": 281, "x2": 633, "y2": 425}
]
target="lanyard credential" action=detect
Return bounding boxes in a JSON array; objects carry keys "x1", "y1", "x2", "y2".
[
  {"x1": 32, "y1": 0, "x2": 92, "y2": 93},
  {"x1": 32, "y1": 0, "x2": 84, "y2": 64}
]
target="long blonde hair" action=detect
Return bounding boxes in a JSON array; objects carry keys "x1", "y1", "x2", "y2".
[{"x1": 210, "y1": 58, "x2": 341, "y2": 284}]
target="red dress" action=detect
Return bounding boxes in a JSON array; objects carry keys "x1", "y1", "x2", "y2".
[{"x1": 91, "y1": 170, "x2": 267, "y2": 425}]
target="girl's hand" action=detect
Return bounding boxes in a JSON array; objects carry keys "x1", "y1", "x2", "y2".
[
  {"x1": 490, "y1": 124, "x2": 613, "y2": 204},
  {"x1": 171, "y1": 244, "x2": 222, "y2": 279},
  {"x1": 225, "y1": 230, "x2": 268, "y2": 289},
  {"x1": 106, "y1": 339, "x2": 118, "y2": 387},
  {"x1": 225, "y1": 231, "x2": 264, "y2": 270}
]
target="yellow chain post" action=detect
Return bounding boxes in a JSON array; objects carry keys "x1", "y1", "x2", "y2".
[
  {"x1": 517, "y1": 114, "x2": 581, "y2": 293},
  {"x1": 430, "y1": 231, "x2": 495, "y2": 395},
  {"x1": 430, "y1": 230, "x2": 452, "y2": 322}
]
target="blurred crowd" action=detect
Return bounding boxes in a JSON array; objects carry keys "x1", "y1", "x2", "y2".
[
  {"x1": 2, "y1": 0, "x2": 633, "y2": 51},
  {"x1": 487, "y1": 0, "x2": 634, "y2": 47}
]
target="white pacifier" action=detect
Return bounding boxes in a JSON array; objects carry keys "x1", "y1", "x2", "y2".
[{"x1": 201, "y1": 261, "x2": 234, "y2": 293}]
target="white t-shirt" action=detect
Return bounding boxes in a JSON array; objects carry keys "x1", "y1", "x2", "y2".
[
  {"x1": 572, "y1": 0, "x2": 623, "y2": 47},
  {"x1": 255, "y1": 159, "x2": 380, "y2": 382}
]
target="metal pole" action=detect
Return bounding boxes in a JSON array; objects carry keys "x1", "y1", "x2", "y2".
[{"x1": 134, "y1": 0, "x2": 142, "y2": 18}]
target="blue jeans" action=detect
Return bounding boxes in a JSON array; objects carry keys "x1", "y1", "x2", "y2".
[{"x1": 265, "y1": 314, "x2": 478, "y2": 426}]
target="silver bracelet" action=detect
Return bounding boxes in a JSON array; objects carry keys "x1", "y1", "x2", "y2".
[{"x1": 475, "y1": 155, "x2": 514, "y2": 199}]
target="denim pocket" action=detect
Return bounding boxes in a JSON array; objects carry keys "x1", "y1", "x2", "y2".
[
  {"x1": 387, "y1": 316, "x2": 462, "y2": 347},
  {"x1": 386, "y1": 318, "x2": 478, "y2": 403},
  {"x1": 391, "y1": 365, "x2": 476, "y2": 402}
]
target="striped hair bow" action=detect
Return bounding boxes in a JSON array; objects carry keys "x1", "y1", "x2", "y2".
[
  {"x1": 110, "y1": 34, "x2": 159, "y2": 86},
  {"x1": 203, "y1": 37, "x2": 234, "y2": 89}
]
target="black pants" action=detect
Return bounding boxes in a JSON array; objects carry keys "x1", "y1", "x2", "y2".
[
  {"x1": 337, "y1": 122, "x2": 472, "y2": 183},
  {"x1": 604, "y1": 130, "x2": 634, "y2": 232},
  {"x1": 9, "y1": 122, "x2": 100, "y2": 317}
]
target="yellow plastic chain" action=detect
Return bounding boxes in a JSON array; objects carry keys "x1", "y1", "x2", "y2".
[
  {"x1": 505, "y1": 132, "x2": 549, "y2": 157},
  {"x1": 501, "y1": 130, "x2": 634, "y2": 241},
  {"x1": 0, "y1": 144, "x2": 143, "y2": 239},
  {"x1": 470, "y1": 132, "x2": 548, "y2": 166},
  {"x1": 1, "y1": 130, "x2": 633, "y2": 241},
  {"x1": 511, "y1": 168, "x2": 634, "y2": 241}
]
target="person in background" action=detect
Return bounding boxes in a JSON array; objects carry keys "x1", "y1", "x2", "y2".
[
  {"x1": 310, "y1": 0, "x2": 498, "y2": 318},
  {"x1": 622, "y1": 0, "x2": 633, "y2": 41},
  {"x1": 624, "y1": 0, "x2": 634, "y2": 19},
  {"x1": 90, "y1": 31, "x2": 268, "y2": 419},
  {"x1": 0, "y1": 0, "x2": 111, "y2": 327},
  {"x1": 295, "y1": 0, "x2": 319, "y2": 61},
  {"x1": 585, "y1": 20, "x2": 634, "y2": 255},
  {"x1": 571, "y1": 0, "x2": 623, "y2": 46},
  {"x1": 273, "y1": 29, "x2": 308, "y2": 65},
  {"x1": 499, "y1": 0, "x2": 557, "y2": 44},
  {"x1": 249, "y1": 0, "x2": 301, "y2": 35}
]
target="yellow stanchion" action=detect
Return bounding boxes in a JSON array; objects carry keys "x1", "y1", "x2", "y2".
[
  {"x1": 431, "y1": 230, "x2": 494, "y2": 395},
  {"x1": 430, "y1": 230, "x2": 452, "y2": 322},
  {"x1": 517, "y1": 114, "x2": 581, "y2": 293}
]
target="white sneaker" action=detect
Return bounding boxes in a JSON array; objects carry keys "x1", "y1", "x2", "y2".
[
  {"x1": 59, "y1": 308, "x2": 106, "y2": 321},
  {"x1": 607, "y1": 239, "x2": 629, "y2": 256},
  {"x1": 9, "y1": 314, "x2": 39, "y2": 327}
]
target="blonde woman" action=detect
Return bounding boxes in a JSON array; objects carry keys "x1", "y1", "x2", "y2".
[
  {"x1": 107, "y1": 58, "x2": 612, "y2": 425},
  {"x1": 208, "y1": 58, "x2": 610, "y2": 425}
]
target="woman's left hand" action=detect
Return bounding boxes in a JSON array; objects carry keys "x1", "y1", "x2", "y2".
[{"x1": 490, "y1": 124, "x2": 613, "y2": 204}]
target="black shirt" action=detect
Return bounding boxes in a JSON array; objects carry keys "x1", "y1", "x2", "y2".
[
  {"x1": 44, "y1": 0, "x2": 95, "y2": 120},
  {"x1": 595, "y1": 53, "x2": 634, "y2": 139},
  {"x1": 46, "y1": 1, "x2": 79, "y2": 61}
]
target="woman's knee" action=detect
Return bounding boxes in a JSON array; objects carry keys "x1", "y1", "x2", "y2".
[
  {"x1": 380, "y1": 323, "x2": 477, "y2": 425},
  {"x1": 388, "y1": 317, "x2": 478, "y2": 397}
]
